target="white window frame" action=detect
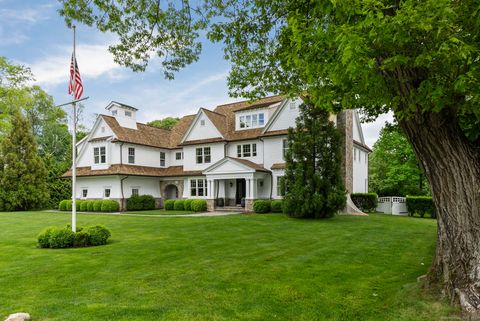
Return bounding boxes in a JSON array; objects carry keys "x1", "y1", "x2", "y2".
[
  {"x1": 160, "y1": 151, "x2": 166, "y2": 167},
  {"x1": 94, "y1": 146, "x2": 107, "y2": 164},
  {"x1": 237, "y1": 143, "x2": 257, "y2": 158},
  {"x1": 238, "y1": 112, "x2": 266, "y2": 129},
  {"x1": 282, "y1": 139, "x2": 288, "y2": 159},
  {"x1": 82, "y1": 188, "x2": 88, "y2": 198},
  {"x1": 104, "y1": 187, "x2": 111, "y2": 198},
  {"x1": 190, "y1": 179, "x2": 208, "y2": 197},
  {"x1": 128, "y1": 147, "x2": 135, "y2": 164},
  {"x1": 132, "y1": 187, "x2": 140, "y2": 196},
  {"x1": 175, "y1": 151, "x2": 183, "y2": 160},
  {"x1": 196, "y1": 147, "x2": 211, "y2": 164}
]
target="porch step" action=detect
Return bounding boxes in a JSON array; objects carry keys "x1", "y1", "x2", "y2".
[{"x1": 215, "y1": 206, "x2": 245, "y2": 212}]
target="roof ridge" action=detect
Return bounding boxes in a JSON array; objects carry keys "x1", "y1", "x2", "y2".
[
  {"x1": 201, "y1": 108, "x2": 226, "y2": 117},
  {"x1": 215, "y1": 95, "x2": 283, "y2": 108}
]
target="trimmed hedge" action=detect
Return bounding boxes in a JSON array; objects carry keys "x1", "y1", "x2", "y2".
[
  {"x1": 191, "y1": 199, "x2": 207, "y2": 212},
  {"x1": 174, "y1": 200, "x2": 185, "y2": 211},
  {"x1": 253, "y1": 200, "x2": 271, "y2": 213},
  {"x1": 184, "y1": 199, "x2": 194, "y2": 211},
  {"x1": 58, "y1": 200, "x2": 69, "y2": 211},
  {"x1": 127, "y1": 195, "x2": 156, "y2": 211},
  {"x1": 86, "y1": 200, "x2": 95, "y2": 211},
  {"x1": 406, "y1": 196, "x2": 436, "y2": 218},
  {"x1": 93, "y1": 200, "x2": 103, "y2": 212},
  {"x1": 75, "y1": 200, "x2": 85, "y2": 211},
  {"x1": 101, "y1": 200, "x2": 120, "y2": 212},
  {"x1": 351, "y1": 193, "x2": 378, "y2": 212},
  {"x1": 37, "y1": 225, "x2": 111, "y2": 248},
  {"x1": 79, "y1": 201, "x2": 89, "y2": 211},
  {"x1": 164, "y1": 199, "x2": 175, "y2": 210},
  {"x1": 271, "y1": 200, "x2": 284, "y2": 213}
]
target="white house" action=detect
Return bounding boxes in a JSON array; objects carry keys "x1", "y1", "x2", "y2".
[{"x1": 64, "y1": 96, "x2": 371, "y2": 211}]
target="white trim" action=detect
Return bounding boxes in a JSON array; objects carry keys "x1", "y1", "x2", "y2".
[
  {"x1": 353, "y1": 110, "x2": 366, "y2": 145},
  {"x1": 180, "y1": 109, "x2": 224, "y2": 144}
]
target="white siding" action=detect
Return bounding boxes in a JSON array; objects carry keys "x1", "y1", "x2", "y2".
[
  {"x1": 170, "y1": 149, "x2": 184, "y2": 166},
  {"x1": 353, "y1": 147, "x2": 369, "y2": 193},
  {"x1": 226, "y1": 140, "x2": 263, "y2": 164},
  {"x1": 271, "y1": 169, "x2": 285, "y2": 200},
  {"x1": 120, "y1": 143, "x2": 170, "y2": 168},
  {"x1": 183, "y1": 143, "x2": 225, "y2": 171},
  {"x1": 123, "y1": 177, "x2": 161, "y2": 198},
  {"x1": 76, "y1": 176, "x2": 122, "y2": 199},
  {"x1": 263, "y1": 136, "x2": 287, "y2": 170},
  {"x1": 353, "y1": 115, "x2": 362, "y2": 142},
  {"x1": 267, "y1": 98, "x2": 301, "y2": 132},
  {"x1": 184, "y1": 112, "x2": 222, "y2": 142}
]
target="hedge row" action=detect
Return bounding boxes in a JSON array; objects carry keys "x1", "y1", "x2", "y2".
[
  {"x1": 126, "y1": 195, "x2": 156, "y2": 211},
  {"x1": 165, "y1": 199, "x2": 207, "y2": 212},
  {"x1": 58, "y1": 200, "x2": 119, "y2": 212},
  {"x1": 351, "y1": 193, "x2": 378, "y2": 212},
  {"x1": 406, "y1": 196, "x2": 436, "y2": 218},
  {"x1": 253, "y1": 200, "x2": 284, "y2": 213},
  {"x1": 38, "y1": 225, "x2": 111, "y2": 248}
]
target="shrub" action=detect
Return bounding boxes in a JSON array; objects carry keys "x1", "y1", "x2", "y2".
[
  {"x1": 184, "y1": 199, "x2": 194, "y2": 211},
  {"x1": 65, "y1": 200, "x2": 73, "y2": 211},
  {"x1": 79, "y1": 201, "x2": 89, "y2": 211},
  {"x1": 140, "y1": 195, "x2": 156, "y2": 210},
  {"x1": 174, "y1": 200, "x2": 185, "y2": 211},
  {"x1": 85, "y1": 225, "x2": 111, "y2": 246},
  {"x1": 164, "y1": 199, "x2": 175, "y2": 210},
  {"x1": 271, "y1": 200, "x2": 284, "y2": 213},
  {"x1": 351, "y1": 193, "x2": 378, "y2": 212},
  {"x1": 58, "y1": 200, "x2": 68, "y2": 211},
  {"x1": 93, "y1": 200, "x2": 103, "y2": 212},
  {"x1": 48, "y1": 227, "x2": 75, "y2": 248},
  {"x1": 73, "y1": 231, "x2": 90, "y2": 247},
  {"x1": 101, "y1": 200, "x2": 120, "y2": 212},
  {"x1": 127, "y1": 195, "x2": 143, "y2": 211},
  {"x1": 86, "y1": 200, "x2": 95, "y2": 212},
  {"x1": 253, "y1": 200, "x2": 271, "y2": 213},
  {"x1": 37, "y1": 227, "x2": 56, "y2": 248},
  {"x1": 75, "y1": 200, "x2": 85, "y2": 211},
  {"x1": 406, "y1": 196, "x2": 436, "y2": 218},
  {"x1": 191, "y1": 199, "x2": 207, "y2": 212}
]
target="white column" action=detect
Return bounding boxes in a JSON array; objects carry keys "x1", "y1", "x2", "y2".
[
  {"x1": 207, "y1": 179, "x2": 213, "y2": 198},
  {"x1": 250, "y1": 178, "x2": 256, "y2": 200},
  {"x1": 246, "y1": 179, "x2": 251, "y2": 199}
]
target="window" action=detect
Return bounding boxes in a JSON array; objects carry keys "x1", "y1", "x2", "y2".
[
  {"x1": 82, "y1": 189, "x2": 88, "y2": 198},
  {"x1": 132, "y1": 188, "x2": 139, "y2": 196},
  {"x1": 237, "y1": 143, "x2": 257, "y2": 158},
  {"x1": 128, "y1": 147, "x2": 135, "y2": 164},
  {"x1": 101, "y1": 126, "x2": 105, "y2": 133},
  {"x1": 104, "y1": 188, "x2": 111, "y2": 198},
  {"x1": 243, "y1": 144, "x2": 251, "y2": 157},
  {"x1": 196, "y1": 147, "x2": 211, "y2": 164},
  {"x1": 125, "y1": 110, "x2": 132, "y2": 117},
  {"x1": 94, "y1": 146, "x2": 106, "y2": 164},
  {"x1": 160, "y1": 151, "x2": 166, "y2": 167},
  {"x1": 238, "y1": 112, "x2": 265, "y2": 129},
  {"x1": 277, "y1": 176, "x2": 285, "y2": 196},
  {"x1": 290, "y1": 101, "x2": 296, "y2": 109},
  {"x1": 200, "y1": 119, "x2": 205, "y2": 126},
  {"x1": 282, "y1": 139, "x2": 288, "y2": 159},
  {"x1": 176, "y1": 152, "x2": 183, "y2": 160},
  {"x1": 190, "y1": 179, "x2": 208, "y2": 197},
  {"x1": 112, "y1": 110, "x2": 118, "y2": 116}
]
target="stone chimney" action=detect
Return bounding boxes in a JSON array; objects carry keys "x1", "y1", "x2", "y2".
[{"x1": 337, "y1": 109, "x2": 353, "y2": 194}]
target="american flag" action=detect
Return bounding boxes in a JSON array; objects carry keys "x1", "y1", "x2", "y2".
[{"x1": 68, "y1": 54, "x2": 83, "y2": 100}]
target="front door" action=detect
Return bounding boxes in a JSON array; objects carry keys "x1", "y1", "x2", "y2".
[{"x1": 235, "y1": 179, "x2": 246, "y2": 205}]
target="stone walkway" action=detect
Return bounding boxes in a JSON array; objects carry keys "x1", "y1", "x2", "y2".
[{"x1": 44, "y1": 210, "x2": 242, "y2": 218}]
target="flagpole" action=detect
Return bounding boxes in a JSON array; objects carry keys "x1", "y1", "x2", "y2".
[{"x1": 71, "y1": 25, "x2": 77, "y2": 232}]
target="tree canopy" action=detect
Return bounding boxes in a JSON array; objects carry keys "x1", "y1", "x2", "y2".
[{"x1": 147, "y1": 117, "x2": 180, "y2": 130}]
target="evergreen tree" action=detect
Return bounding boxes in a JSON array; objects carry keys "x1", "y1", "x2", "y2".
[
  {"x1": 283, "y1": 103, "x2": 346, "y2": 219},
  {"x1": 0, "y1": 113, "x2": 49, "y2": 211}
]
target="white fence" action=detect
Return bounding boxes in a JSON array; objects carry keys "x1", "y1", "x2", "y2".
[{"x1": 377, "y1": 197, "x2": 408, "y2": 215}]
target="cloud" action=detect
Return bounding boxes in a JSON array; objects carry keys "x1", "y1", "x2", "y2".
[{"x1": 29, "y1": 43, "x2": 127, "y2": 88}]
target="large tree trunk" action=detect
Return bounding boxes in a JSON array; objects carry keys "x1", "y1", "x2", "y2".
[{"x1": 399, "y1": 108, "x2": 480, "y2": 317}]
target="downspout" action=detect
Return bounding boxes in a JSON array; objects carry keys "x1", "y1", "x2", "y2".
[{"x1": 120, "y1": 175, "x2": 128, "y2": 211}]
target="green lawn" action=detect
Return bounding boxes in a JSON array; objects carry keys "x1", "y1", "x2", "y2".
[{"x1": 0, "y1": 212, "x2": 457, "y2": 321}]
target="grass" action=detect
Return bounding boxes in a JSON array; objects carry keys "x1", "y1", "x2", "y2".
[
  {"x1": 0, "y1": 212, "x2": 457, "y2": 321},
  {"x1": 124, "y1": 209, "x2": 195, "y2": 215}
]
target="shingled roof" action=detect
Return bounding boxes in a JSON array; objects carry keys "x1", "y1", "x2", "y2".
[{"x1": 63, "y1": 164, "x2": 203, "y2": 178}]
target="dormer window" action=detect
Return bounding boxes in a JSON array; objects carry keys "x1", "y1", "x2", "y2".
[
  {"x1": 125, "y1": 111, "x2": 132, "y2": 117},
  {"x1": 94, "y1": 146, "x2": 106, "y2": 164},
  {"x1": 112, "y1": 110, "x2": 118, "y2": 116},
  {"x1": 290, "y1": 101, "x2": 297, "y2": 109},
  {"x1": 238, "y1": 112, "x2": 265, "y2": 129},
  {"x1": 200, "y1": 120, "x2": 205, "y2": 126}
]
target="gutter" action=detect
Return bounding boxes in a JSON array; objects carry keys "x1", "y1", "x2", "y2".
[{"x1": 120, "y1": 175, "x2": 129, "y2": 211}]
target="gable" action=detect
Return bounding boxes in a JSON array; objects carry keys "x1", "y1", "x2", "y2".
[
  {"x1": 90, "y1": 117, "x2": 115, "y2": 139},
  {"x1": 203, "y1": 158, "x2": 255, "y2": 175},
  {"x1": 353, "y1": 111, "x2": 365, "y2": 144},
  {"x1": 264, "y1": 98, "x2": 302, "y2": 132},
  {"x1": 183, "y1": 110, "x2": 223, "y2": 142}
]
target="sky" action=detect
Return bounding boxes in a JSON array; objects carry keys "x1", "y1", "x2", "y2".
[{"x1": 0, "y1": 0, "x2": 393, "y2": 147}]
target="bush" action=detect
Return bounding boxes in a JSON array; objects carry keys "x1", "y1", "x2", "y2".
[
  {"x1": 58, "y1": 200, "x2": 68, "y2": 211},
  {"x1": 164, "y1": 199, "x2": 175, "y2": 210},
  {"x1": 75, "y1": 200, "x2": 85, "y2": 211},
  {"x1": 191, "y1": 199, "x2": 207, "y2": 212},
  {"x1": 93, "y1": 200, "x2": 103, "y2": 212},
  {"x1": 406, "y1": 196, "x2": 436, "y2": 218},
  {"x1": 184, "y1": 199, "x2": 194, "y2": 211},
  {"x1": 73, "y1": 231, "x2": 90, "y2": 247},
  {"x1": 85, "y1": 225, "x2": 111, "y2": 246},
  {"x1": 174, "y1": 200, "x2": 185, "y2": 211},
  {"x1": 253, "y1": 200, "x2": 271, "y2": 213},
  {"x1": 48, "y1": 227, "x2": 75, "y2": 248},
  {"x1": 351, "y1": 193, "x2": 378, "y2": 212},
  {"x1": 37, "y1": 227, "x2": 56, "y2": 248},
  {"x1": 271, "y1": 200, "x2": 284, "y2": 213},
  {"x1": 101, "y1": 200, "x2": 120, "y2": 212},
  {"x1": 86, "y1": 200, "x2": 95, "y2": 212},
  {"x1": 140, "y1": 195, "x2": 156, "y2": 210},
  {"x1": 127, "y1": 195, "x2": 156, "y2": 211},
  {"x1": 79, "y1": 201, "x2": 89, "y2": 211}
]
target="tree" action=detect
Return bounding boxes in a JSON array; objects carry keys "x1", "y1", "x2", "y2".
[
  {"x1": 59, "y1": 0, "x2": 480, "y2": 314},
  {"x1": 283, "y1": 102, "x2": 346, "y2": 219},
  {"x1": 0, "y1": 113, "x2": 49, "y2": 211},
  {"x1": 369, "y1": 123, "x2": 429, "y2": 197},
  {"x1": 147, "y1": 117, "x2": 180, "y2": 130}
]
